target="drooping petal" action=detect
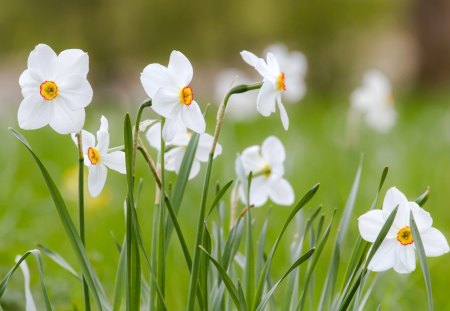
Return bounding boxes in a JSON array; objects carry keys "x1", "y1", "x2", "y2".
[
  {"x1": 261, "y1": 136, "x2": 285, "y2": 164},
  {"x1": 18, "y1": 95, "x2": 54, "y2": 130},
  {"x1": 102, "y1": 151, "x2": 126, "y2": 174},
  {"x1": 168, "y1": 50, "x2": 193, "y2": 87},
  {"x1": 410, "y1": 202, "x2": 433, "y2": 230},
  {"x1": 240, "y1": 50, "x2": 259, "y2": 67},
  {"x1": 268, "y1": 178, "x2": 294, "y2": 206},
  {"x1": 145, "y1": 122, "x2": 162, "y2": 150},
  {"x1": 88, "y1": 164, "x2": 107, "y2": 197},
  {"x1": 420, "y1": 227, "x2": 450, "y2": 257},
  {"x1": 358, "y1": 210, "x2": 386, "y2": 243},
  {"x1": 49, "y1": 99, "x2": 85, "y2": 134},
  {"x1": 56, "y1": 49, "x2": 89, "y2": 78},
  {"x1": 28, "y1": 44, "x2": 57, "y2": 80},
  {"x1": 58, "y1": 75, "x2": 93, "y2": 109},
  {"x1": 180, "y1": 100, "x2": 206, "y2": 134},
  {"x1": 256, "y1": 81, "x2": 276, "y2": 117},
  {"x1": 277, "y1": 95, "x2": 289, "y2": 130},
  {"x1": 141, "y1": 63, "x2": 172, "y2": 97},
  {"x1": 367, "y1": 238, "x2": 396, "y2": 272},
  {"x1": 393, "y1": 245, "x2": 416, "y2": 274},
  {"x1": 152, "y1": 87, "x2": 180, "y2": 118}
]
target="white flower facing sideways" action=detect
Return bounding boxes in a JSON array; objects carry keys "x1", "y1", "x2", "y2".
[
  {"x1": 237, "y1": 136, "x2": 294, "y2": 207},
  {"x1": 351, "y1": 70, "x2": 397, "y2": 133},
  {"x1": 72, "y1": 116, "x2": 126, "y2": 197},
  {"x1": 263, "y1": 43, "x2": 308, "y2": 103},
  {"x1": 146, "y1": 122, "x2": 222, "y2": 179},
  {"x1": 358, "y1": 187, "x2": 449, "y2": 273},
  {"x1": 18, "y1": 43, "x2": 93, "y2": 134},
  {"x1": 240, "y1": 50, "x2": 290, "y2": 130},
  {"x1": 140, "y1": 50, "x2": 206, "y2": 142}
]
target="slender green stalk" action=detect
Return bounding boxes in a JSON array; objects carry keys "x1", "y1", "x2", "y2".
[
  {"x1": 245, "y1": 173, "x2": 254, "y2": 311},
  {"x1": 76, "y1": 131, "x2": 91, "y2": 311},
  {"x1": 157, "y1": 118, "x2": 166, "y2": 309}
]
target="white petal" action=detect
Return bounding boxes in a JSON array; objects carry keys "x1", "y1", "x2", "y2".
[
  {"x1": 58, "y1": 75, "x2": 93, "y2": 109},
  {"x1": 367, "y1": 239, "x2": 396, "y2": 272},
  {"x1": 240, "y1": 50, "x2": 259, "y2": 67},
  {"x1": 420, "y1": 227, "x2": 450, "y2": 257},
  {"x1": 49, "y1": 100, "x2": 85, "y2": 134},
  {"x1": 88, "y1": 164, "x2": 107, "y2": 197},
  {"x1": 188, "y1": 159, "x2": 201, "y2": 180},
  {"x1": 410, "y1": 202, "x2": 432, "y2": 230},
  {"x1": 277, "y1": 95, "x2": 289, "y2": 130},
  {"x1": 266, "y1": 52, "x2": 280, "y2": 75},
  {"x1": 241, "y1": 145, "x2": 266, "y2": 174},
  {"x1": 71, "y1": 129, "x2": 95, "y2": 155},
  {"x1": 18, "y1": 95, "x2": 54, "y2": 130},
  {"x1": 162, "y1": 118, "x2": 186, "y2": 143},
  {"x1": 145, "y1": 122, "x2": 162, "y2": 150},
  {"x1": 28, "y1": 44, "x2": 57, "y2": 80},
  {"x1": 19, "y1": 70, "x2": 39, "y2": 98},
  {"x1": 358, "y1": 210, "x2": 386, "y2": 243},
  {"x1": 261, "y1": 136, "x2": 285, "y2": 164},
  {"x1": 247, "y1": 177, "x2": 269, "y2": 207},
  {"x1": 164, "y1": 147, "x2": 185, "y2": 172},
  {"x1": 102, "y1": 151, "x2": 126, "y2": 174},
  {"x1": 284, "y1": 77, "x2": 306, "y2": 103},
  {"x1": 180, "y1": 100, "x2": 206, "y2": 134},
  {"x1": 168, "y1": 50, "x2": 193, "y2": 87},
  {"x1": 364, "y1": 70, "x2": 391, "y2": 95},
  {"x1": 256, "y1": 81, "x2": 276, "y2": 117},
  {"x1": 255, "y1": 59, "x2": 275, "y2": 82},
  {"x1": 141, "y1": 63, "x2": 172, "y2": 97},
  {"x1": 268, "y1": 178, "x2": 294, "y2": 206},
  {"x1": 56, "y1": 49, "x2": 89, "y2": 78},
  {"x1": 382, "y1": 187, "x2": 410, "y2": 227},
  {"x1": 393, "y1": 245, "x2": 416, "y2": 273},
  {"x1": 152, "y1": 87, "x2": 180, "y2": 118},
  {"x1": 270, "y1": 162, "x2": 285, "y2": 179},
  {"x1": 196, "y1": 133, "x2": 214, "y2": 162}
]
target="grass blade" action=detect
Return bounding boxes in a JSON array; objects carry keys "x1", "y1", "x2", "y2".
[
  {"x1": 207, "y1": 180, "x2": 234, "y2": 219},
  {"x1": 410, "y1": 210, "x2": 433, "y2": 311},
  {"x1": 10, "y1": 128, "x2": 110, "y2": 311},
  {"x1": 415, "y1": 187, "x2": 430, "y2": 207},
  {"x1": 37, "y1": 244, "x2": 80, "y2": 279}
]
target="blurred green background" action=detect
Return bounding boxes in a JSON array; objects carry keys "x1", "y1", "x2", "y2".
[{"x1": 1, "y1": 0, "x2": 450, "y2": 310}]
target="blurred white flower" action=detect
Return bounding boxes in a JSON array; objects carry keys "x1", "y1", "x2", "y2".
[
  {"x1": 146, "y1": 122, "x2": 222, "y2": 179},
  {"x1": 237, "y1": 136, "x2": 294, "y2": 207},
  {"x1": 213, "y1": 68, "x2": 258, "y2": 121},
  {"x1": 140, "y1": 51, "x2": 206, "y2": 142},
  {"x1": 263, "y1": 43, "x2": 307, "y2": 103},
  {"x1": 18, "y1": 43, "x2": 93, "y2": 134},
  {"x1": 240, "y1": 50, "x2": 290, "y2": 130},
  {"x1": 350, "y1": 70, "x2": 397, "y2": 133},
  {"x1": 358, "y1": 187, "x2": 449, "y2": 273},
  {"x1": 72, "y1": 116, "x2": 126, "y2": 197}
]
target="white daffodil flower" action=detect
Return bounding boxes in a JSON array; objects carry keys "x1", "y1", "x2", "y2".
[
  {"x1": 358, "y1": 187, "x2": 449, "y2": 273},
  {"x1": 18, "y1": 43, "x2": 93, "y2": 134},
  {"x1": 237, "y1": 136, "x2": 294, "y2": 207},
  {"x1": 72, "y1": 116, "x2": 126, "y2": 197},
  {"x1": 263, "y1": 43, "x2": 307, "y2": 103},
  {"x1": 145, "y1": 122, "x2": 222, "y2": 179},
  {"x1": 140, "y1": 50, "x2": 206, "y2": 142},
  {"x1": 240, "y1": 50, "x2": 290, "y2": 130},
  {"x1": 351, "y1": 70, "x2": 397, "y2": 133}
]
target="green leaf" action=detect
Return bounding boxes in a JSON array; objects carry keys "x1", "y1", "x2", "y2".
[
  {"x1": 415, "y1": 187, "x2": 430, "y2": 207},
  {"x1": 113, "y1": 239, "x2": 127, "y2": 311},
  {"x1": 256, "y1": 248, "x2": 315, "y2": 311},
  {"x1": 0, "y1": 250, "x2": 52, "y2": 310},
  {"x1": 10, "y1": 128, "x2": 110, "y2": 311},
  {"x1": 253, "y1": 183, "x2": 320, "y2": 309},
  {"x1": 410, "y1": 210, "x2": 433, "y2": 311},
  {"x1": 207, "y1": 180, "x2": 234, "y2": 219},
  {"x1": 200, "y1": 246, "x2": 241, "y2": 310},
  {"x1": 37, "y1": 244, "x2": 80, "y2": 280}
]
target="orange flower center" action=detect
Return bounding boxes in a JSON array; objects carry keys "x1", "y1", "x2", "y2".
[
  {"x1": 180, "y1": 86, "x2": 194, "y2": 106},
  {"x1": 277, "y1": 72, "x2": 286, "y2": 91},
  {"x1": 88, "y1": 147, "x2": 101, "y2": 165},
  {"x1": 397, "y1": 226, "x2": 414, "y2": 246},
  {"x1": 40, "y1": 81, "x2": 59, "y2": 100}
]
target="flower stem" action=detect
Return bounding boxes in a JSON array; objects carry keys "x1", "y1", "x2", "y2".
[
  {"x1": 157, "y1": 118, "x2": 166, "y2": 309},
  {"x1": 76, "y1": 131, "x2": 91, "y2": 311}
]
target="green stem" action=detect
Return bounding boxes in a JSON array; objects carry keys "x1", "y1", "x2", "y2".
[
  {"x1": 157, "y1": 118, "x2": 166, "y2": 310},
  {"x1": 76, "y1": 132, "x2": 91, "y2": 311},
  {"x1": 186, "y1": 82, "x2": 263, "y2": 311}
]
